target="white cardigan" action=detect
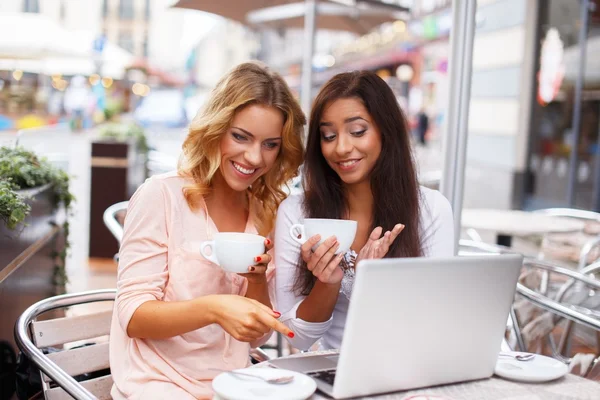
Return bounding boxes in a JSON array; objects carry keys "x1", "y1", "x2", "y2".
[{"x1": 274, "y1": 187, "x2": 455, "y2": 351}]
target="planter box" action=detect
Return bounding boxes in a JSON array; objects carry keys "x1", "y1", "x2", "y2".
[
  {"x1": 89, "y1": 139, "x2": 146, "y2": 258},
  {"x1": 0, "y1": 184, "x2": 65, "y2": 353}
]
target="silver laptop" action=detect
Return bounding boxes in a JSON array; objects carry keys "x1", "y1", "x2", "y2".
[{"x1": 270, "y1": 254, "x2": 523, "y2": 399}]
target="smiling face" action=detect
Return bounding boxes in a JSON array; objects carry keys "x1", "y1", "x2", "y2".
[
  {"x1": 319, "y1": 97, "x2": 382, "y2": 186},
  {"x1": 218, "y1": 104, "x2": 284, "y2": 192}
]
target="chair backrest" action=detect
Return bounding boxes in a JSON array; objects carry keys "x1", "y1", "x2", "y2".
[
  {"x1": 15, "y1": 290, "x2": 116, "y2": 400},
  {"x1": 534, "y1": 208, "x2": 600, "y2": 270},
  {"x1": 103, "y1": 201, "x2": 129, "y2": 244}
]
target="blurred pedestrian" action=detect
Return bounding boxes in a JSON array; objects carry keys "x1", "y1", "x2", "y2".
[
  {"x1": 416, "y1": 108, "x2": 429, "y2": 146},
  {"x1": 63, "y1": 75, "x2": 90, "y2": 131}
]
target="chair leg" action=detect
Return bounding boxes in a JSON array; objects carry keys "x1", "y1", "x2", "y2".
[
  {"x1": 558, "y1": 320, "x2": 575, "y2": 357},
  {"x1": 510, "y1": 306, "x2": 526, "y2": 352},
  {"x1": 275, "y1": 333, "x2": 283, "y2": 358}
]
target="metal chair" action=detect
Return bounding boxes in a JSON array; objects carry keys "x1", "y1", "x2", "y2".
[
  {"x1": 14, "y1": 290, "x2": 272, "y2": 400},
  {"x1": 15, "y1": 290, "x2": 116, "y2": 400},
  {"x1": 544, "y1": 260, "x2": 600, "y2": 365},
  {"x1": 458, "y1": 240, "x2": 600, "y2": 376},
  {"x1": 533, "y1": 208, "x2": 600, "y2": 271},
  {"x1": 512, "y1": 259, "x2": 600, "y2": 378},
  {"x1": 102, "y1": 202, "x2": 128, "y2": 242}
]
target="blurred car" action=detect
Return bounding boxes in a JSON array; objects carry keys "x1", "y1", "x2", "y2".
[{"x1": 134, "y1": 89, "x2": 188, "y2": 128}]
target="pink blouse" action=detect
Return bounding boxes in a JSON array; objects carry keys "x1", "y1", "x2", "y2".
[{"x1": 109, "y1": 171, "x2": 272, "y2": 399}]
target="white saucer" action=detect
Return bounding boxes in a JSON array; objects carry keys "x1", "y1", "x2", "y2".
[
  {"x1": 212, "y1": 368, "x2": 317, "y2": 400},
  {"x1": 494, "y1": 352, "x2": 569, "y2": 383}
]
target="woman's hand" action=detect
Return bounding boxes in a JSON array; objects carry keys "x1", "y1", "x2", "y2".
[
  {"x1": 356, "y1": 224, "x2": 405, "y2": 264},
  {"x1": 238, "y1": 238, "x2": 273, "y2": 284},
  {"x1": 300, "y1": 235, "x2": 345, "y2": 285},
  {"x1": 210, "y1": 295, "x2": 294, "y2": 342}
]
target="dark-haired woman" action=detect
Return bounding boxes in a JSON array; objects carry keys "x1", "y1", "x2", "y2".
[{"x1": 274, "y1": 71, "x2": 454, "y2": 351}]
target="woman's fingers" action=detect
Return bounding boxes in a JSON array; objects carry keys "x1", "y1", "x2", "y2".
[
  {"x1": 253, "y1": 253, "x2": 271, "y2": 266},
  {"x1": 322, "y1": 253, "x2": 344, "y2": 278},
  {"x1": 377, "y1": 224, "x2": 405, "y2": 257},
  {"x1": 387, "y1": 224, "x2": 405, "y2": 244},
  {"x1": 264, "y1": 238, "x2": 273, "y2": 252},
  {"x1": 312, "y1": 242, "x2": 340, "y2": 277},
  {"x1": 300, "y1": 234, "x2": 322, "y2": 262},
  {"x1": 243, "y1": 318, "x2": 271, "y2": 335},
  {"x1": 369, "y1": 226, "x2": 383, "y2": 241},
  {"x1": 249, "y1": 299, "x2": 281, "y2": 319},
  {"x1": 244, "y1": 265, "x2": 267, "y2": 274},
  {"x1": 307, "y1": 236, "x2": 337, "y2": 271},
  {"x1": 256, "y1": 311, "x2": 294, "y2": 338}
]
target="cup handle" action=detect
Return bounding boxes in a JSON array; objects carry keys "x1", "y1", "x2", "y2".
[
  {"x1": 289, "y1": 224, "x2": 307, "y2": 245},
  {"x1": 200, "y1": 241, "x2": 219, "y2": 264}
]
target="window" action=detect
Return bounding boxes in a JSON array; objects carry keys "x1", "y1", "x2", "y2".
[
  {"x1": 118, "y1": 31, "x2": 135, "y2": 54},
  {"x1": 119, "y1": 0, "x2": 135, "y2": 20},
  {"x1": 22, "y1": 0, "x2": 40, "y2": 13}
]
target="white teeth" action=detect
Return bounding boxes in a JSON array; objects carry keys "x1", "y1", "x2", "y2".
[
  {"x1": 232, "y1": 162, "x2": 256, "y2": 175},
  {"x1": 340, "y1": 160, "x2": 358, "y2": 167}
]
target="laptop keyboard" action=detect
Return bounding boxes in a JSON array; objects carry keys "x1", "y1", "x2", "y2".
[{"x1": 307, "y1": 369, "x2": 336, "y2": 385}]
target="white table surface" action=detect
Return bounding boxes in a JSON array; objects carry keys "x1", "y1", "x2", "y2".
[
  {"x1": 461, "y1": 209, "x2": 585, "y2": 237},
  {"x1": 231, "y1": 350, "x2": 600, "y2": 400}
]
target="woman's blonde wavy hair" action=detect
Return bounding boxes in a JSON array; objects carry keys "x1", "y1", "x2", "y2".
[{"x1": 178, "y1": 61, "x2": 305, "y2": 236}]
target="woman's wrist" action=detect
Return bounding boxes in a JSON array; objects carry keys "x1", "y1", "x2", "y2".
[
  {"x1": 194, "y1": 295, "x2": 222, "y2": 325},
  {"x1": 315, "y1": 279, "x2": 342, "y2": 291},
  {"x1": 245, "y1": 273, "x2": 268, "y2": 285}
]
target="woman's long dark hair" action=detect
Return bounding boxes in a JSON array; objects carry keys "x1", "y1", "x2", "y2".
[{"x1": 294, "y1": 71, "x2": 423, "y2": 295}]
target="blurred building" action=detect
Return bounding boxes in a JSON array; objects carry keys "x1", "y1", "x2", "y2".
[
  {"x1": 192, "y1": 20, "x2": 259, "y2": 88},
  {"x1": 0, "y1": 0, "x2": 104, "y2": 32},
  {"x1": 101, "y1": 0, "x2": 151, "y2": 58}
]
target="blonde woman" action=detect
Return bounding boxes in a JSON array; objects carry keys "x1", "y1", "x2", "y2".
[{"x1": 109, "y1": 62, "x2": 305, "y2": 400}]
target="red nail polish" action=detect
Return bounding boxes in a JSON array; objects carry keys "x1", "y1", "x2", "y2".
[
  {"x1": 265, "y1": 239, "x2": 271, "y2": 245},
  {"x1": 249, "y1": 266, "x2": 255, "y2": 272},
  {"x1": 274, "y1": 311, "x2": 281, "y2": 316},
  {"x1": 288, "y1": 332, "x2": 295, "y2": 338},
  {"x1": 255, "y1": 256, "x2": 262, "y2": 262}
]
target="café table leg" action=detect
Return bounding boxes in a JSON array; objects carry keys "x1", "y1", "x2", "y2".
[{"x1": 497, "y1": 234, "x2": 512, "y2": 247}]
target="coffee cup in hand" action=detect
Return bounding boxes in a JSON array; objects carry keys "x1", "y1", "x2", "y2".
[
  {"x1": 289, "y1": 218, "x2": 357, "y2": 254},
  {"x1": 200, "y1": 233, "x2": 265, "y2": 273}
]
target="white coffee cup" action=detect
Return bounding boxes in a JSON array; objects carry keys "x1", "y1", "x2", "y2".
[
  {"x1": 200, "y1": 232, "x2": 266, "y2": 273},
  {"x1": 289, "y1": 218, "x2": 357, "y2": 254}
]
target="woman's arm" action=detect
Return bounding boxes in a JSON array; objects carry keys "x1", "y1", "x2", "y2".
[
  {"x1": 128, "y1": 294, "x2": 289, "y2": 341},
  {"x1": 245, "y1": 277, "x2": 271, "y2": 308},
  {"x1": 295, "y1": 279, "x2": 341, "y2": 322},
  {"x1": 126, "y1": 295, "x2": 223, "y2": 339},
  {"x1": 243, "y1": 240, "x2": 275, "y2": 308},
  {"x1": 274, "y1": 196, "x2": 338, "y2": 350}
]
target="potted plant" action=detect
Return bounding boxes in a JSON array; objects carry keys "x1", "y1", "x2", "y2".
[{"x1": 0, "y1": 146, "x2": 75, "y2": 292}]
